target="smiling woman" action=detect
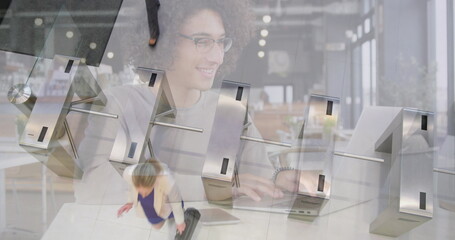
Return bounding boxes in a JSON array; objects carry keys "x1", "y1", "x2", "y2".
[
  {"x1": 121, "y1": 0, "x2": 296, "y2": 202},
  {"x1": 76, "y1": 0, "x2": 289, "y2": 209},
  {"x1": 165, "y1": 8, "x2": 228, "y2": 107}
]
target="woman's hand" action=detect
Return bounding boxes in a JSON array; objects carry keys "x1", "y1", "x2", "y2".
[
  {"x1": 274, "y1": 170, "x2": 300, "y2": 193},
  {"x1": 235, "y1": 173, "x2": 284, "y2": 201},
  {"x1": 176, "y1": 222, "x2": 186, "y2": 235},
  {"x1": 117, "y1": 203, "x2": 133, "y2": 217},
  {"x1": 275, "y1": 170, "x2": 331, "y2": 197}
]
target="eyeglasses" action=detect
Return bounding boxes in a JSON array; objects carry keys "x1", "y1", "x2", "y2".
[{"x1": 178, "y1": 33, "x2": 233, "y2": 53}]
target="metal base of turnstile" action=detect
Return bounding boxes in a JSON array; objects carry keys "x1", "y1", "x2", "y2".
[
  {"x1": 110, "y1": 161, "x2": 132, "y2": 176},
  {"x1": 439, "y1": 200, "x2": 455, "y2": 212},
  {"x1": 202, "y1": 177, "x2": 234, "y2": 206},
  {"x1": 369, "y1": 208, "x2": 431, "y2": 237},
  {"x1": 288, "y1": 195, "x2": 328, "y2": 222},
  {"x1": 21, "y1": 145, "x2": 83, "y2": 179}
]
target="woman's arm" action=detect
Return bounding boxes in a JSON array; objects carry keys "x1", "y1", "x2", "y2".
[
  {"x1": 235, "y1": 119, "x2": 285, "y2": 200},
  {"x1": 117, "y1": 165, "x2": 138, "y2": 217},
  {"x1": 123, "y1": 165, "x2": 138, "y2": 204},
  {"x1": 117, "y1": 202, "x2": 133, "y2": 217},
  {"x1": 170, "y1": 200, "x2": 185, "y2": 225},
  {"x1": 160, "y1": 170, "x2": 185, "y2": 225}
]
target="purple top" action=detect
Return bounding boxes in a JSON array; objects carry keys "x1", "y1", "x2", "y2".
[{"x1": 138, "y1": 189, "x2": 174, "y2": 224}]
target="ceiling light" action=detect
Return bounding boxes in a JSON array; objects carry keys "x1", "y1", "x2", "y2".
[
  {"x1": 259, "y1": 39, "x2": 266, "y2": 47},
  {"x1": 66, "y1": 31, "x2": 74, "y2": 39},
  {"x1": 351, "y1": 34, "x2": 357, "y2": 43},
  {"x1": 34, "y1": 18, "x2": 43, "y2": 26},
  {"x1": 258, "y1": 51, "x2": 265, "y2": 58}
]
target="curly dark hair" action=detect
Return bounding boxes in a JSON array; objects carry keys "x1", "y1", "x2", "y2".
[{"x1": 127, "y1": 0, "x2": 255, "y2": 79}]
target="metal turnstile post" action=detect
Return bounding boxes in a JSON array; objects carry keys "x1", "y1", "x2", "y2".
[
  {"x1": 369, "y1": 108, "x2": 434, "y2": 237},
  {"x1": 11, "y1": 55, "x2": 106, "y2": 179},
  {"x1": 287, "y1": 94, "x2": 340, "y2": 221}
]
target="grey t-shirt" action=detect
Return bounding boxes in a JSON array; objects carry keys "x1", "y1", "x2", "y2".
[{"x1": 75, "y1": 84, "x2": 273, "y2": 203}]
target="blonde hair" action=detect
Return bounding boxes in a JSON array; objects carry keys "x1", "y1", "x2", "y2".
[{"x1": 132, "y1": 158, "x2": 163, "y2": 188}]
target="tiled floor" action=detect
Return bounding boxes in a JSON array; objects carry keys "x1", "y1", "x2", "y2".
[{"x1": 39, "y1": 197, "x2": 455, "y2": 240}]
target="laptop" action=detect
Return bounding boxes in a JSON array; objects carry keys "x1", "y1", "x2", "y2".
[
  {"x1": 233, "y1": 193, "x2": 296, "y2": 214},
  {"x1": 233, "y1": 170, "x2": 329, "y2": 217}
]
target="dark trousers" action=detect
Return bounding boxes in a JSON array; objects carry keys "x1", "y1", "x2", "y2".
[{"x1": 145, "y1": 0, "x2": 160, "y2": 41}]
